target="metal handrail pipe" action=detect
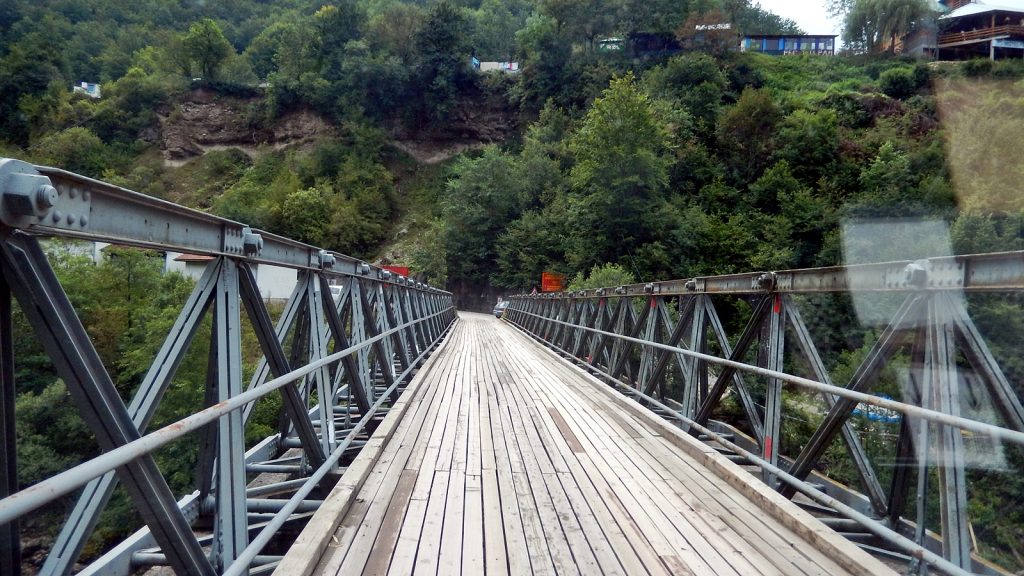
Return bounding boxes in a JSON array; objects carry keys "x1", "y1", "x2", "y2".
[
  {"x1": 0, "y1": 306, "x2": 454, "y2": 525},
  {"x1": 507, "y1": 310, "x2": 1024, "y2": 447},
  {"x1": 131, "y1": 552, "x2": 282, "y2": 568}
]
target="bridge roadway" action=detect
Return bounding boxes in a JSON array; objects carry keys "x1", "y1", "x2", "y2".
[{"x1": 277, "y1": 312, "x2": 893, "y2": 576}]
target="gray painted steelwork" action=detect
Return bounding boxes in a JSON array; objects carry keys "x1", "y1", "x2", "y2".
[
  {"x1": 0, "y1": 159, "x2": 456, "y2": 575},
  {"x1": 504, "y1": 257, "x2": 1024, "y2": 575}
]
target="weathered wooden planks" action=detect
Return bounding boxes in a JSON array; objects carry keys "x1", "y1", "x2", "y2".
[{"x1": 278, "y1": 312, "x2": 896, "y2": 576}]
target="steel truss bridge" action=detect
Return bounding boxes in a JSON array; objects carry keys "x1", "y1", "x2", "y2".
[{"x1": 0, "y1": 158, "x2": 1021, "y2": 575}]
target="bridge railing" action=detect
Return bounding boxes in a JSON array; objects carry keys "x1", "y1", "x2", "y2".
[
  {"x1": 504, "y1": 254, "x2": 1024, "y2": 576},
  {"x1": 0, "y1": 158, "x2": 456, "y2": 575}
]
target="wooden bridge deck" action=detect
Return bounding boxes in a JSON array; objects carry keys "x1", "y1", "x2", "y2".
[{"x1": 278, "y1": 312, "x2": 893, "y2": 576}]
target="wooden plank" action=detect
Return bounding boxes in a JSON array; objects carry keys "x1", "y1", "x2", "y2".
[
  {"x1": 463, "y1": 473, "x2": 485, "y2": 575},
  {"x1": 389, "y1": 333, "x2": 467, "y2": 575},
  {"x1": 546, "y1": 407, "x2": 585, "y2": 454},
  {"x1": 499, "y1": 334, "x2": 678, "y2": 575},
  {"x1": 358, "y1": 469, "x2": 417, "y2": 576},
  {"x1": 500, "y1": 335, "x2": 725, "y2": 573},
  {"x1": 480, "y1": 469, "x2": 509, "y2": 576},
  {"x1": 555, "y1": 395, "x2": 768, "y2": 575},
  {"x1": 411, "y1": 470, "x2": 451, "y2": 575},
  {"x1": 436, "y1": 470, "x2": 466, "y2": 571}
]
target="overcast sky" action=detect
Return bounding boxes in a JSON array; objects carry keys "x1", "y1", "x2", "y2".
[{"x1": 757, "y1": 0, "x2": 843, "y2": 36}]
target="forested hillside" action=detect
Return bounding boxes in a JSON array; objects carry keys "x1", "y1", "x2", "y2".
[{"x1": 3, "y1": 0, "x2": 1024, "y2": 571}]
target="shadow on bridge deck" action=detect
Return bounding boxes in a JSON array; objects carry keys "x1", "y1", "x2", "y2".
[{"x1": 278, "y1": 312, "x2": 893, "y2": 576}]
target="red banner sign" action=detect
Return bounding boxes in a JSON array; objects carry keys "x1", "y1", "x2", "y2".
[{"x1": 383, "y1": 265, "x2": 410, "y2": 277}]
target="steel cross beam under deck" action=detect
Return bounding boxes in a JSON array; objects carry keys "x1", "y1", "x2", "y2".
[
  {"x1": 505, "y1": 254, "x2": 1024, "y2": 576},
  {"x1": 0, "y1": 158, "x2": 456, "y2": 576}
]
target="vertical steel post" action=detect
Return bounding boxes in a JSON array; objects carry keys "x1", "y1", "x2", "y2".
[
  {"x1": 306, "y1": 275, "x2": 335, "y2": 455},
  {"x1": 928, "y1": 293, "x2": 971, "y2": 569},
  {"x1": 681, "y1": 296, "x2": 707, "y2": 414},
  {"x1": 357, "y1": 280, "x2": 397, "y2": 403},
  {"x1": 45, "y1": 259, "x2": 222, "y2": 576},
  {"x1": 0, "y1": 275, "x2": 18, "y2": 576},
  {"x1": 317, "y1": 276, "x2": 371, "y2": 417},
  {"x1": 762, "y1": 294, "x2": 786, "y2": 486},
  {"x1": 239, "y1": 265, "x2": 326, "y2": 467},
  {"x1": 213, "y1": 260, "x2": 247, "y2": 572},
  {"x1": 609, "y1": 298, "x2": 653, "y2": 384},
  {"x1": 909, "y1": 326, "x2": 931, "y2": 576},
  {"x1": 636, "y1": 298, "x2": 661, "y2": 390}
]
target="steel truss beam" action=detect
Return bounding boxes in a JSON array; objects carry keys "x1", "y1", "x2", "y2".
[
  {"x1": 0, "y1": 231, "x2": 216, "y2": 576},
  {"x1": 0, "y1": 158, "x2": 455, "y2": 576}
]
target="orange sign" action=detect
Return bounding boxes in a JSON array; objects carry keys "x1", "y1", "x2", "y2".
[{"x1": 541, "y1": 272, "x2": 566, "y2": 292}]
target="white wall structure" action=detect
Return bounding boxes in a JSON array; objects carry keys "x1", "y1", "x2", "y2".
[{"x1": 165, "y1": 252, "x2": 297, "y2": 302}]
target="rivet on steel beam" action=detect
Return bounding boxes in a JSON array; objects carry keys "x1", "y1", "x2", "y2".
[
  {"x1": 904, "y1": 261, "x2": 928, "y2": 288},
  {"x1": 51, "y1": 210, "x2": 63, "y2": 223},
  {"x1": 242, "y1": 227, "x2": 264, "y2": 256}
]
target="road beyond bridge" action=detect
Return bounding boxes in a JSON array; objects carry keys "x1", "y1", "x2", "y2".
[{"x1": 279, "y1": 313, "x2": 892, "y2": 576}]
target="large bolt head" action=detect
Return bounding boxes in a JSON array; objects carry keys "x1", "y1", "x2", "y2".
[
  {"x1": 242, "y1": 231, "x2": 263, "y2": 255},
  {"x1": 904, "y1": 262, "x2": 928, "y2": 287},
  {"x1": 36, "y1": 185, "x2": 58, "y2": 210}
]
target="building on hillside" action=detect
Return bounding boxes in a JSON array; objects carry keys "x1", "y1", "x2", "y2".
[
  {"x1": 936, "y1": 0, "x2": 1024, "y2": 60},
  {"x1": 471, "y1": 57, "x2": 519, "y2": 73},
  {"x1": 596, "y1": 34, "x2": 683, "y2": 58},
  {"x1": 72, "y1": 82, "x2": 102, "y2": 99},
  {"x1": 739, "y1": 35, "x2": 838, "y2": 56}
]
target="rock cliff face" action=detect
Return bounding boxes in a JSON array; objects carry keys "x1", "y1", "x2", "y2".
[
  {"x1": 160, "y1": 90, "x2": 332, "y2": 163},
  {"x1": 160, "y1": 88, "x2": 519, "y2": 166}
]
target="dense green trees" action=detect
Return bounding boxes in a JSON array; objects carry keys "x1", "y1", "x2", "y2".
[
  {"x1": 184, "y1": 18, "x2": 234, "y2": 80},
  {"x1": 567, "y1": 74, "x2": 672, "y2": 269}
]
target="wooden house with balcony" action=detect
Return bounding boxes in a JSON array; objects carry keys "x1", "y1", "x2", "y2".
[{"x1": 937, "y1": 0, "x2": 1024, "y2": 59}]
